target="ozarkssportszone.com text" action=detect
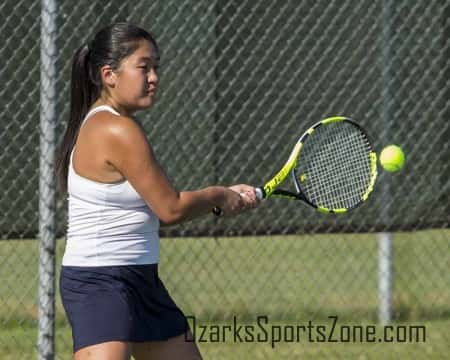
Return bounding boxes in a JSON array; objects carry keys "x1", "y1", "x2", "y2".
[{"x1": 185, "y1": 315, "x2": 426, "y2": 348}]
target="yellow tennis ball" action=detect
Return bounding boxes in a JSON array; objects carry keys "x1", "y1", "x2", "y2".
[{"x1": 380, "y1": 145, "x2": 405, "y2": 172}]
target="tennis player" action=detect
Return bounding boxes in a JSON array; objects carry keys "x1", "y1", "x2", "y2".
[{"x1": 56, "y1": 22, "x2": 257, "y2": 360}]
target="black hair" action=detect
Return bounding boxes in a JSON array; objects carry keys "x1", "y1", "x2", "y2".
[{"x1": 56, "y1": 23, "x2": 157, "y2": 192}]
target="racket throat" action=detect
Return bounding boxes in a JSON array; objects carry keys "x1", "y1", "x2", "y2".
[{"x1": 292, "y1": 169, "x2": 302, "y2": 193}]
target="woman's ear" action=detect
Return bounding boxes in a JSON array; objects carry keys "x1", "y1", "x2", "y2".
[{"x1": 100, "y1": 65, "x2": 116, "y2": 88}]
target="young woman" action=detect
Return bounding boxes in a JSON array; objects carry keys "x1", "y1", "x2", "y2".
[{"x1": 56, "y1": 22, "x2": 258, "y2": 360}]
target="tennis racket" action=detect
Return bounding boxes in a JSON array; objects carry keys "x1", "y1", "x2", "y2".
[
  {"x1": 213, "y1": 116, "x2": 377, "y2": 216},
  {"x1": 254, "y1": 116, "x2": 377, "y2": 213}
]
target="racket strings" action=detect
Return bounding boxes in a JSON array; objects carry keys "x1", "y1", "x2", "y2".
[
  {"x1": 296, "y1": 122, "x2": 372, "y2": 210},
  {"x1": 309, "y1": 133, "x2": 370, "y2": 208},
  {"x1": 310, "y1": 139, "x2": 370, "y2": 209}
]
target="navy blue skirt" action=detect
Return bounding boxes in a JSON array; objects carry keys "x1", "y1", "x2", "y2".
[{"x1": 60, "y1": 264, "x2": 189, "y2": 353}]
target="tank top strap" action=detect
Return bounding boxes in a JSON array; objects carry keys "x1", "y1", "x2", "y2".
[{"x1": 82, "y1": 105, "x2": 121, "y2": 126}]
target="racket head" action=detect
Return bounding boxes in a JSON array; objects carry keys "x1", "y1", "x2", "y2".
[{"x1": 292, "y1": 116, "x2": 377, "y2": 213}]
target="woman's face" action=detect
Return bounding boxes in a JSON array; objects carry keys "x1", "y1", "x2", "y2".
[{"x1": 108, "y1": 39, "x2": 159, "y2": 112}]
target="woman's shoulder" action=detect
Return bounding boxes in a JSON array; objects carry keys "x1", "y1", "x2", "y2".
[
  {"x1": 83, "y1": 110, "x2": 143, "y2": 138},
  {"x1": 73, "y1": 109, "x2": 150, "y2": 182},
  {"x1": 85, "y1": 111, "x2": 149, "y2": 155}
]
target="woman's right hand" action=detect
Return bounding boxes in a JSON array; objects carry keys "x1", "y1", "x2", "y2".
[{"x1": 218, "y1": 186, "x2": 258, "y2": 217}]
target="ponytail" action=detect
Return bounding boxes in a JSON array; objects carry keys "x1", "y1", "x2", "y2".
[{"x1": 55, "y1": 43, "x2": 99, "y2": 193}]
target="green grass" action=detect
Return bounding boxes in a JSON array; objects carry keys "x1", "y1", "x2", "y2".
[{"x1": 0, "y1": 229, "x2": 449, "y2": 359}]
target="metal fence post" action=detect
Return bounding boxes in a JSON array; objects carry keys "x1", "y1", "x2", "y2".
[
  {"x1": 378, "y1": 0, "x2": 393, "y2": 325},
  {"x1": 38, "y1": 0, "x2": 58, "y2": 358}
]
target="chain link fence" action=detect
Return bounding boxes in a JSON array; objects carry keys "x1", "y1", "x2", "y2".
[{"x1": 1, "y1": 0, "x2": 449, "y2": 358}]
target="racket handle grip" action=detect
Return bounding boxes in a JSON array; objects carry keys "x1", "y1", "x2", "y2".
[{"x1": 255, "y1": 187, "x2": 264, "y2": 200}]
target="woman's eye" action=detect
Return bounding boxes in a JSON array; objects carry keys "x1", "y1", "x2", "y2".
[{"x1": 138, "y1": 65, "x2": 159, "y2": 72}]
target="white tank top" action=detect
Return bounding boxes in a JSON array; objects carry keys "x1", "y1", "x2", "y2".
[{"x1": 62, "y1": 105, "x2": 160, "y2": 266}]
